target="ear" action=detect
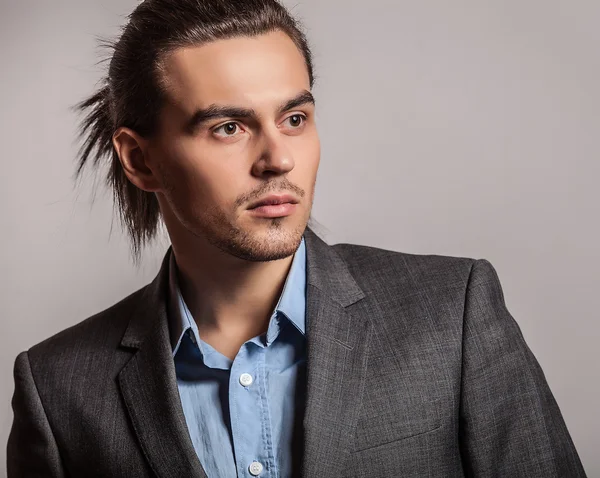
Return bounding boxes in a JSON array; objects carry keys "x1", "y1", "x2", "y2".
[{"x1": 112, "y1": 127, "x2": 162, "y2": 192}]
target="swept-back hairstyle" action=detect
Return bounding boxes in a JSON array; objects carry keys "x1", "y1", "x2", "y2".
[{"x1": 75, "y1": 0, "x2": 315, "y2": 263}]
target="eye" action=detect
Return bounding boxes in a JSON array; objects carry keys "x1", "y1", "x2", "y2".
[
  {"x1": 213, "y1": 122, "x2": 243, "y2": 138},
  {"x1": 283, "y1": 114, "x2": 307, "y2": 128}
]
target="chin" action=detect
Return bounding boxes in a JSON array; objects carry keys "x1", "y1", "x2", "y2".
[
  {"x1": 204, "y1": 216, "x2": 305, "y2": 262},
  {"x1": 242, "y1": 217, "x2": 306, "y2": 260}
]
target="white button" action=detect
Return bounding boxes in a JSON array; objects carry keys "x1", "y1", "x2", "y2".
[
  {"x1": 239, "y1": 373, "x2": 253, "y2": 387},
  {"x1": 248, "y1": 461, "x2": 263, "y2": 476}
]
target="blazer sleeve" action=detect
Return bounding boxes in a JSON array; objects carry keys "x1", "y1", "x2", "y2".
[
  {"x1": 459, "y1": 259, "x2": 587, "y2": 477},
  {"x1": 7, "y1": 351, "x2": 66, "y2": 478}
]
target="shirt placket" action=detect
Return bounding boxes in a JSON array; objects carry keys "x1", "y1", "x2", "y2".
[{"x1": 230, "y1": 342, "x2": 277, "y2": 477}]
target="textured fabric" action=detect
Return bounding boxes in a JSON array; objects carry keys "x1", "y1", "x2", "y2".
[
  {"x1": 168, "y1": 237, "x2": 307, "y2": 477},
  {"x1": 7, "y1": 227, "x2": 588, "y2": 477}
]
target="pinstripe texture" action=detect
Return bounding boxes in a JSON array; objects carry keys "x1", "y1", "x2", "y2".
[{"x1": 7, "y1": 227, "x2": 586, "y2": 477}]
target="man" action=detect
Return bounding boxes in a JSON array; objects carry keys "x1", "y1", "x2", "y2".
[{"x1": 7, "y1": 0, "x2": 586, "y2": 476}]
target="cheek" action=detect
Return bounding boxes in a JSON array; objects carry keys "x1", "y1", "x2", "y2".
[
  {"x1": 163, "y1": 143, "x2": 249, "y2": 209},
  {"x1": 293, "y1": 134, "x2": 320, "y2": 177}
]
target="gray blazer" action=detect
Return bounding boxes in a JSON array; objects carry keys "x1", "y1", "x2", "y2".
[{"x1": 7, "y1": 227, "x2": 586, "y2": 477}]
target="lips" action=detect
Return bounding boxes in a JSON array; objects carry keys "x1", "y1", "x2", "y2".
[
  {"x1": 248, "y1": 194, "x2": 299, "y2": 209},
  {"x1": 248, "y1": 202, "x2": 297, "y2": 218}
]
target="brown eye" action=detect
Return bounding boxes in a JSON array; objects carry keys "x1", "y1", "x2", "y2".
[
  {"x1": 214, "y1": 122, "x2": 241, "y2": 137},
  {"x1": 223, "y1": 123, "x2": 238, "y2": 135},
  {"x1": 284, "y1": 114, "x2": 306, "y2": 128}
]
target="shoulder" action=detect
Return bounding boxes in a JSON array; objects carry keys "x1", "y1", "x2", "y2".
[
  {"x1": 330, "y1": 241, "x2": 510, "y2": 347},
  {"x1": 330, "y1": 241, "x2": 482, "y2": 295},
  {"x1": 24, "y1": 285, "x2": 147, "y2": 376}
]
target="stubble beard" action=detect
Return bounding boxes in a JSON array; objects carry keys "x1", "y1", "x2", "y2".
[{"x1": 185, "y1": 202, "x2": 309, "y2": 262}]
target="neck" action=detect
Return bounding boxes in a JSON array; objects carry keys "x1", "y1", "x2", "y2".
[{"x1": 173, "y1": 238, "x2": 295, "y2": 341}]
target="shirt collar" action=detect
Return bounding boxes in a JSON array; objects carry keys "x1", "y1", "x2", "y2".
[{"x1": 167, "y1": 236, "x2": 307, "y2": 356}]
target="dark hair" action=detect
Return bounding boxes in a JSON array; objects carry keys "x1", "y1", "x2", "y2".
[{"x1": 74, "y1": 0, "x2": 316, "y2": 262}]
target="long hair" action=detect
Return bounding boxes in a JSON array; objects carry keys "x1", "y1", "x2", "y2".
[{"x1": 74, "y1": 0, "x2": 316, "y2": 263}]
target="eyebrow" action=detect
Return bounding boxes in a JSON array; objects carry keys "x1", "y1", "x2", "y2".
[{"x1": 185, "y1": 90, "x2": 315, "y2": 134}]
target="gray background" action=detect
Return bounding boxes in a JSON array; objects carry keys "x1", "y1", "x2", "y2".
[{"x1": 1, "y1": 0, "x2": 598, "y2": 475}]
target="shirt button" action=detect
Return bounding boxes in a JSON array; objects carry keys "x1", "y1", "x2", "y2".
[
  {"x1": 248, "y1": 461, "x2": 263, "y2": 476},
  {"x1": 239, "y1": 373, "x2": 253, "y2": 387}
]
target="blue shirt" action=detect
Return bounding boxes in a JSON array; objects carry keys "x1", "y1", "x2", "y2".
[{"x1": 167, "y1": 237, "x2": 307, "y2": 477}]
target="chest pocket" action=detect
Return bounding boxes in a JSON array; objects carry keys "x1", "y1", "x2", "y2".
[{"x1": 352, "y1": 397, "x2": 442, "y2": 452}]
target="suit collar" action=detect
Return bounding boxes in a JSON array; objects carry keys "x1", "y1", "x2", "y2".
[
  {"x1": 303, "y1": 227, "x2": 365, "y2": 308},
  {"x1": 117, "y1": 248, "x2": 207, "y2": 478},
  {"x1": 118, "y1": 226, "x2": 371, "y2": 478},
  {"x1": 300, "y1": 228, "x2": 371, "y2": 475}
]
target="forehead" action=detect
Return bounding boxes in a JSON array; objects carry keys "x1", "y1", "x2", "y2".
[{"x1": 159, "y1": 30, "x2": 310, "y2": 113}]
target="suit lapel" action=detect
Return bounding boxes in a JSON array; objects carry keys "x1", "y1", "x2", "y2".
[
  {"x1": 118, "y1": 251, "x2": 207, "y2": 478},
  {"x1": 301, "y1": 229, "x2": 371, "y2": 477}
]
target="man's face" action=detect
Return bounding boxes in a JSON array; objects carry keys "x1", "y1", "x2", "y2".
[{"x1": 148, "y1": 30, "x2": 320, "y2": 262}]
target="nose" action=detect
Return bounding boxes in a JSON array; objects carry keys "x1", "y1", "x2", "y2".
[{"x1": 251, "y1": 128, "x2": 295, "y2": 178}]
